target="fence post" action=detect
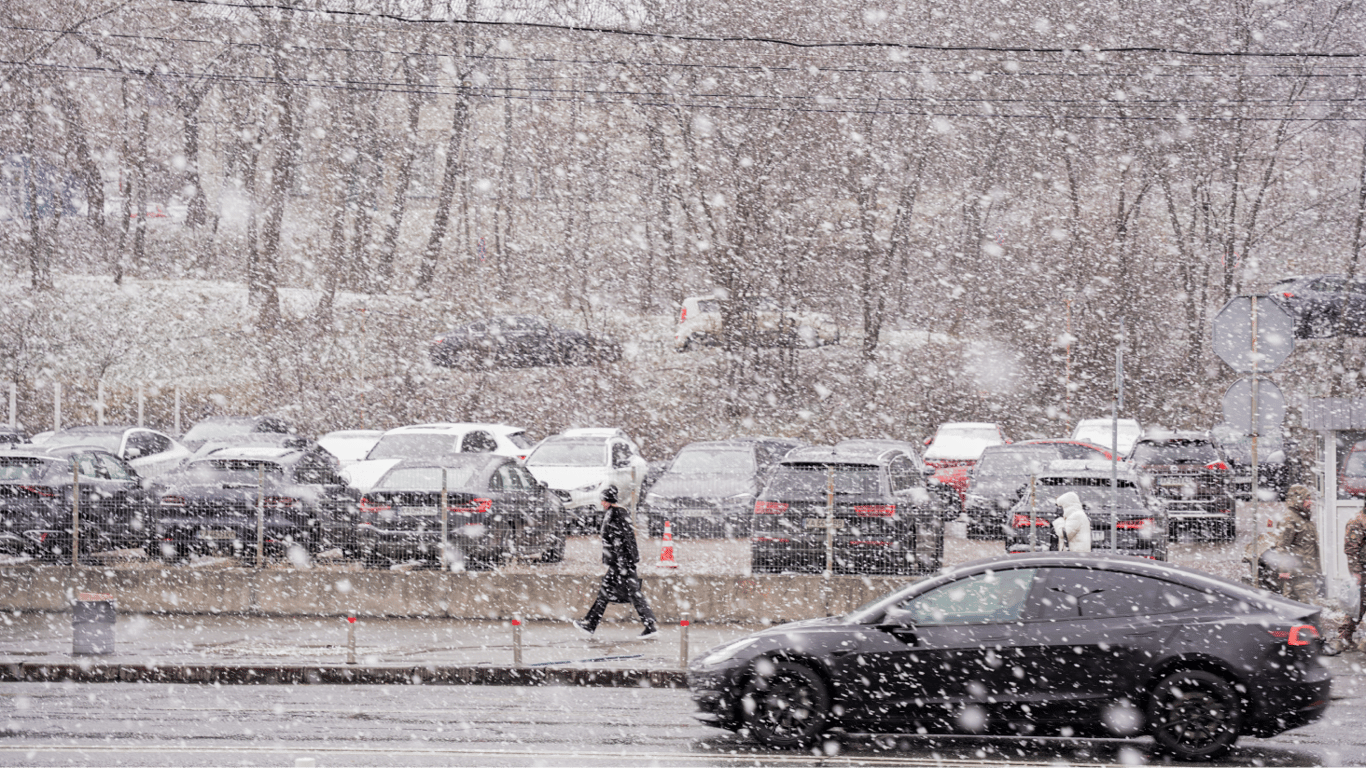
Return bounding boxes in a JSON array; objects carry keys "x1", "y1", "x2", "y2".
[
  {"x1": 96, "y1": 380, "x2": 105, "y2": 426},
  {"x1": 137, "y1": 387, "x2": 144, "y2": 427},
  {"x1": 71, "y1": 460, "x2": 80, "y2": 567},
  {"x1": 679, "y1": 612, "x2": 690, "y2": 669},
  {"x1": 174, "y1": 385, "x2": 181, "y2": 436},
  {"x1": 8, "y1": 382, "x2": 15, "y2": 429},
  {"x1": 255, "y1": 466, "x2": 265, "y2": 568},
  {"x1": 53, "y1": 382, "x2": 61, "y2": 432}
]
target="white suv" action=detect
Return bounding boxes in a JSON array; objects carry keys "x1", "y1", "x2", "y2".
[
  {"x1": 675, "y1": 295, "x2": 839, "y2": 350},
  {"x1": 341, "y1": 423, "x2": 533, "y2": 492},
  {"x1": 524, "y1": 428, "x2": 649, "y2": 527}
]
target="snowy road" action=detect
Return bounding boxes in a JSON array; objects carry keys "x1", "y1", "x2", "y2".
[{"x1": 2, "y1": 681, "x2": 1364, "y2": 767}]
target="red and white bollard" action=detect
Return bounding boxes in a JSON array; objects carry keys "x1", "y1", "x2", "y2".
[
  {"x1": 512, "y1": 615, "x2": 523, "y2": 667},
  {"x1": 679, "y1": 612, "x2": 691, "y2": 668},
  {"x1": 346, "y1": 610, "x2": 357, "y2": 665}
]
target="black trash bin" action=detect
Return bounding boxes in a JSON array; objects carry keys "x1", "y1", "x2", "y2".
[{"x1": 73, "y1": 592, "x2": 115, "y2": 656}]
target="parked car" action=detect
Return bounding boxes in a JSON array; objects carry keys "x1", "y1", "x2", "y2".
[
  {"x1": 688, "y1": 552, "x2": 1329, "y2": 760},
  {"x1": 1339, "y1": 439, "x2": 1366, "y2": 497},
  {"x1": 750, "y1": 446, "x2": 945, "y2": 575},
  {"x1": 833, "y1": 439, "x2": 928, "y2": 474},
  {"x1": 961, "y1": 444, "x2": 1061, "y2": 538},
  {"x1": 1270, "y1": 274, "x2": 1366, "y2": 338},
  {"x1": 152, "y1": 446, "x2": 358, "y2": 563},
  {"x1": 356, "y1": 454, "x2": 568, "y2": 569},
  {"x1": 41, "y1": 425, "x2": 192, "y2": 478},
  {"x1": 0, "y1": 427, "x2": 26, "y2": 446},
  {"x1": 524, "y1": 428, "x2": 649, "y2": 528},
  {"x1": 0, "y1": 445, "x2": 155, "y2": 562},
  {"x1": 189, "y1": 432, "x2": 312, "y2": 460},
  {"x1": 1004, "y1": 460, "x2": 1167, "y2": 558},
  {"x1": 1129, "y1": 430, "x2": 1236, "y2": 540},
  {"x1": 642, "y1": 437, "x2": 804, "y2": 538},
  {"x1": 429, "y1": 315, "x2": 621, "y2": 368},
  {"x1": 922, "y1": 422, "x2": 1009, "y2": 507},
  {"x1": 179, "y1": 415, "x2": 296, "y2": 452},
  {"x1": 1069, "y1": 417, "x2": 1143, "y2": 456},
  {"x1": 342, "y1": 423, "x2": 533, "y2": 492},
  {"x1": 316, "y1": 429, "x2": 385, "y2": 468},
  {"x1": 674, "y1": 295, "x2": 839, "y2": 350},
  {"x1": 1212, "y1": 423, "x2": 1291, "y2": 501}
]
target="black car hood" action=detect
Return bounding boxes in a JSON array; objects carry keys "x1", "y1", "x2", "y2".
[
  {"x1": 754, "y1": 615, "x2": 848, "y2": 636},
  {"x1": 649, "y1": 472, "x2": 754, "y2": 500}
]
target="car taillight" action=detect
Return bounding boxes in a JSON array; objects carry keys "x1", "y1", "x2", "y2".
[
  {"x1": 1281, "y1": 291, "x2": 1295, "y2": 299},
  {"x1": 160, "y1": 495, "x2": 186, "y2": 508},
  {"x1": 855, "y1": 505, "x2": 895, "y2": 517},
  {"x1": 1116, "y1": 518, "x2": 1154, "y2": 530},
  {"x1": 431, "y1": 336, "x2": 445, "y2": 344},
  {"x1": 754, "y1": 500, "x2": 788, "y2": 514},
  {"x1": 450, "y1": 498, "x2": 493, "y2": 514},
  {"x1": 22, "y1": 485, "x2": 57, "y2": 498},
  {"x1": 264, "y1": 496, "x2": 301, "y2": 510},
  {"x1": 1206, "y1": 461, "x2": 1229, "y2": 471},
  {"x1": 680, "y1": 307, "x2": 687, "y2": 322},
  {"x1": 1270, "y1": 624, "x2": 1319, "y2": 646},
  {"x1": 359, "y1": 497, "x2": 390, "y2": 515},
  {"x1": 1012, "y1": 514, "x2": 1051, "y2": 528}
]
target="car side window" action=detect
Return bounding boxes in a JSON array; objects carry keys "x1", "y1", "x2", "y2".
[
  {"x1": 462, "y1": 431, "x2": 497, "y2": 453},
  {"x1": 900, "y1": 568, "x2": 1038, "y2": 626},
  {"x1": 96, "y1": 453, "x2": 133, "y2": 481},
  {"x1": 611, "y1": 442, "x2": 632, "y2": 468},
  {"x1": 1026, "y1": 568, "x2": 1204, "y2": 621},
  {"x1": 146, "y1": 432, "x2": 171, "y2": 453},
  {"x1": 75, "y1": 453, "x2": 105, "y2": 479},
  {"x1": 487, "y1": 469, "x2": 505, "y2": 492},
  {"x1": 512, "y1": 466, "x2": 539, "y2": 490},
  {"x1": 888, "y1": 456, "x2": 919, "y2": 491},
  {"x1": 498, "y1": 464, "x2": 525, "y2": 491},
  {"x1": 294, "y1": 453, "x2": 333, "y2": 485}
]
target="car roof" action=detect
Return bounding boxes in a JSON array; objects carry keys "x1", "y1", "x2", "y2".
[
  {"x1": 0, "y1": 445, "x2": 89, "y2": 461},
  {"x1": 558, "y1": 428, "x2": 629, "y2": 439},
  {"x1": 190, "y1": 447, "x2": 301, "y2": 462},
  {"x1": 682, "y1": 437, "x2": 800, "y2": 450},
  {"x1": 52, "y1": 425, "x2": 142, "y2": 435},
  {"x1": 935, "y1": 422, "x2": 1000, "y2": 431},
  {"x1": 781, "y1": 446, "x2": 902, "y2": 466},
  {"x1": 381, "y1": 422, "x2": 525, "y2": 436},
  {"x1": 1136, "y1": 429, "x2": 1213, "y2": 443},
  {"x1": 389, "y1": 454, "x2": 507, "y2": 470}
]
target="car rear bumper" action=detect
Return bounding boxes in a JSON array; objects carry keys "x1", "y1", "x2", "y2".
[{"x1": 1245, "y1": 674, "x2": 1331, "y2": 737}]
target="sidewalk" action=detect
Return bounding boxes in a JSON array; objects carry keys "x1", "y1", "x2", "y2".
[{"x1": 0, "y1": 611, "x2": 759, "y2": 687}]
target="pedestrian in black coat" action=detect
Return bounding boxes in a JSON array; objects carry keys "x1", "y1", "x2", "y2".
[{"x1": 573, "y1": 485, "x2": 658, "y2": 639}]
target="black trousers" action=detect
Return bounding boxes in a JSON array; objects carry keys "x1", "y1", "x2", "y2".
[{"x1": 581, "y1": 571, "x2": 656, "y2": 632}]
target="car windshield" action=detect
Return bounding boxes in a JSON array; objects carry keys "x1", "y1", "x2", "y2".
[
  {"x1": 42, "y1": 432, "x2": 122, "y2": 452},
  {"x1": 184, "y1": 459, "x2": 285, "y2": 483},
  {"x1": 766, "y1": 464, "x2": 882, "y2": 496},
  {"x1": 367, "y1": 434, "x2": 461, "y2": 461},
  {"x1": 924, "y1": 426, "x2": 1002, "y2": 460},
  {"x1": 527, "y1": 440, "x2": 602, "y2": 467},
  {"x1": 1073, "y1": 422, "x2": 1142, "y2": 449},
  {"x1": 374, "y1": 466, "x2": 479, "y2": 490},
  {"x1": 974, "y1": 448, "x2": 1056, "y2": 479},
  {"x1": 1018, "y1": 478, "x2": 1146, "y2": 511},
  {"x1": 318, "y1": 434, "x2": 381, "y2": 462},
  {"x1": 0, "y1": 456, "x2": 53, "y2": 481},
  {"x1": 1131, "y1": 440, "x2": 1220, "y2": 466},
  {"x1": 670, "y1": 447, "x2": 755, "y2": 474},
  {"x1": 182, "y1": 421, "x2": 251, "y2": 442}
]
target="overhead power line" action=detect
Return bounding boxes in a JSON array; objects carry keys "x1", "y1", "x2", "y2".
[{"x1": 165, "y1": 0, "x2": 1366, "y2": 60}]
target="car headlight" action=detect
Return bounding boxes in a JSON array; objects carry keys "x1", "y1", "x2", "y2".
[
  {"x1": 699, "y1": 637, "x2": 758, "y2": 667},
  {"x1": 573, "y1": 482, "x2": 601, "y2": 493}
]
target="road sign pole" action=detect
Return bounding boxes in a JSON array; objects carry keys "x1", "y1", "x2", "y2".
[{"x1": 1251, "y1": 297, "x2": 1261, "y2": 547}]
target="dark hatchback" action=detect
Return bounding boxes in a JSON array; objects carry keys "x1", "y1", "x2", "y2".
[
  {"x1": 356, "y1": 454, "x2": 568, "y2": 570},
  {"x1": 1130, "y1": 432, "x2": 1236, "y2": 540},
  {"x1": 960, "y1": 444, "x2": 1060, "y2": 539},
  {"x1": 1004, "y1": 462, "x2": 1168, "y2": 559},
  {"x1": 750, "y1": 447, "x2": 947, "y2": 576},
  {"x1": 153, "y1": 446, "x2": 358, "y2": 562},
  {"x1": 0, "y1": 446, "x2": 155, "y2": 562},
  {"x1": 429, "y1": 315, "x2": 622, "y2": 369},
  {"x1": 689, "y1": 553, "x2": 1330, "y2": 761},
  {"x1": 642, "y1": 437, "x2": 803, "y2": 538}
]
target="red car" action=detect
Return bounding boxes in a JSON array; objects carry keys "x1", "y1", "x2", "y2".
[{"x1": 922, "y1": 422, "x2": 1010, "y2": 507}]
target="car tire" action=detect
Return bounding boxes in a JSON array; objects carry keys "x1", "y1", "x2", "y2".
[
  {"x1": 741, "y1": 661, "x2": 831, "y2": 750},
  {"x1": 1146, "y1": 669, "x2": 1243, "y2": 761},
  {"x1": 541, "y1": 526, "x2": 567, "y2": 563}
]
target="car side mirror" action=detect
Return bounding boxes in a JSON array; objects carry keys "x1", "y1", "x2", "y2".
[{"x1": 125, "y1": 447, "x2": 143, "y2": 459}]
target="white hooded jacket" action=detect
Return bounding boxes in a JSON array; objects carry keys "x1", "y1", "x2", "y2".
[{"x1": 1052, "y1": 491, "x2": 1092, "y2": 553}]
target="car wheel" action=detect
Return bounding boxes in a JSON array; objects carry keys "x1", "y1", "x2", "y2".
[
  {"x1": 1146, "y1": 669, "x2": 1243, "y2": 761},
  {"x1": 742, "y1": 661, "x2": 831, "y2": 750}
]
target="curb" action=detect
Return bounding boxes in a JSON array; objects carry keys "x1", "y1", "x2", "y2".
[{"x1": 0, "y1": 661, "x2": 687, "y2": 688}]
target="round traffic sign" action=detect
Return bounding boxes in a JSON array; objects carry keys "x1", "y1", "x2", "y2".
[{"x1": 1212, "y1": 296, "x2": 1295, "y2": 373}]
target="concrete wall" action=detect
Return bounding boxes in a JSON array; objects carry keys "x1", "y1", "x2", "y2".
[{"x1": 0, "y1": 567, "x2": 915, "y2": 623}]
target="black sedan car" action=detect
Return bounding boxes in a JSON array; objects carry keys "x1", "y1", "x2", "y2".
[
  {"x1": 750, "y1": 446, "x2": 946, "y2": 576},
  {"x1": 429, "y1": 315, "x2": 622, "y2": 369},
  {"x1": 356, "y1": 454, "x2": 568, "y2": 570},
  {"x1": 0, "y1": 445, "x2": 155, "y2": 563},
  {"x1": 642, "y1": 437, "x2": 804, "y2": 538},
  {"x1": 153, "y1": 446, "x2": 358, "y2": 563},
  {"x1": 689, "y1": 553, "x2": 1330, "y2": 760},
  {"x1": 1004, "y1": 462, "x2": 1168, "y2": 558},
  {"x1": 1130, "y1": 431, "x2": 1237, "y2": 540},
  {"x1": 1270, "y1": 274, "x2": 1366, "y2": 338}
]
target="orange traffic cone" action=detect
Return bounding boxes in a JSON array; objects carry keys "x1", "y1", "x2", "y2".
[{"x1": 657, "y1": 520, "x2": 678, "y2": 568}]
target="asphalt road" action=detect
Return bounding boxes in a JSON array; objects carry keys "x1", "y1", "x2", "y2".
[{"x1": 2, "y1": 681, "x2": 1364, "y2": 767}]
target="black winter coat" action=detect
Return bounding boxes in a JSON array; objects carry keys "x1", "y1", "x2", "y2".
[{"x1": 599, "y1": 504, "x2": 641, "y2": 602}]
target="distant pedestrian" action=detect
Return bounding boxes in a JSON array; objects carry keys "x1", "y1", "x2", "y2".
[
  {"x1": 1052, "y1": 492, "x2": 1092, "y2": 553},
  {"x1": 573, "y1": 485, "x2": 658, "y2": 639},
  {"x1": 1269, "y1": 484, "x2": 1321, "y2": 603},
  {"x1": 1339, "y1": 506, "x2": 1366, "y2": 642}
]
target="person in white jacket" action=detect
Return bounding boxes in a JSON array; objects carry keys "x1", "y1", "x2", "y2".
[{"x1": 1052, "y1": 491, "x2": 1092, "y2": 553}]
